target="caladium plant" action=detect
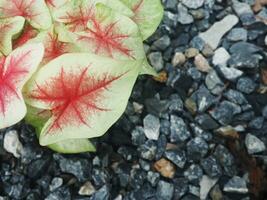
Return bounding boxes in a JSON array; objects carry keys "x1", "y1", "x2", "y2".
[{"x1": 0, "y1": 0, "x2": 163, "y2": 153}]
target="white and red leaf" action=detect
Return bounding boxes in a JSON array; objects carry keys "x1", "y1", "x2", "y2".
[
  {"x1": 0, "y1": 0, "x2": 52, "y2": 29},
  {"x1": 57, "y1": 3, "x2": 145, "y2": 61},
  {"x1": 120, "y1": 0, "x2": 164, "y2": 40},
  {"x1": 13, "y1": 23, "x2": 39, "y2": 49},
  {"x1": 26, "y1": 26, "x2": 78, "y2": 65},
  {"x1": 0, "y1": 43, "x2": 44, "y2": 129},
  {"x1": 52, "y1": 0, "x2": 133, "y2": 32},
  {"x1": 25, "y1": 53, "x2": 141, "y2": 145},
  {"x1": 0, "y1": 16, "x2": 25, "y2": 55}
]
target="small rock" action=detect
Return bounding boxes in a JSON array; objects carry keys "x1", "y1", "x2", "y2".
[
  {"x1": 200, "y1": 175, "x2": 218, "y2": 200},
  {"x1": 148, "y1": 52, "x2": 164, "y2": 72},
  {"x1": 190, "y1": 36, "x2": 205, "y2": 51},
  {"x1": 78, "y1": 181, "x2": 96, "y2": 196},
  {"x1": 45, "y1": 187, "x2": 71, "y2": 200},
  {"x1": 223, "y1": 89, "x2": 248, "y2": 105},
  {"x1": 138, "y1": 140, "x2": 157, "y2": 160},
  {"x1": 199, "y1": 15, "x2": 239, "y2": 49},
  {"x1": 202, "y1": 44, "x2": 214, "y2": 57},
  {"x1": 143, "y1": 114, "x2": 160, "y2": 140},
  {"x1": 210, "y1": 101, "x2": 241, "y2": 125},
  {"x1": 223, "y1": 176, "x2": 248, "y2": 194},
  {"x1": 177, "y1": 4, "x2": 194, "y2": 25},
  {"x1": 210, "y1": 185, "x2": 223, "y2": 200},
  {"x1": 170, "y1": 115, "x2": 191, "y2": 142},
  {"x1": 3, "y1": 130, "x2": 23, "y2": 158},
  {"x1": 172, "y1": 52, "x2": 186, "y2": 67},
  {"x1": 212, "y1": 47, "x2": 230, "y2": 66},
  {"x1": 53, "y1": 155, "x2": 91, "y2": 182},
  {"x1": 147, "y1": 171, "x2": 160, "y2": 187},
  {"x1": 227, "y1": 28, "x2": 247, "y2": 41},
  {"x1": 184, "y1": 164, "x2": 203, "y2": 182},
  {"x1": 187, "y1": 137, "x2": 209, "y2": 161},
  {"x1": 182, "y1": 0, "x2": 204, "y2": 9},
  {"x1": 165, "y1": 150, "x2": 186, "y2": 168},
  {"x1": 152, "y1": 35, "x2": 171, "y2": 51},
  {"x1": 205, "y1": 70, "x2": 224, "y2": 95},
  {"x1": 232, "y1": 0, "x2": 255, "y2": 25},
  {"x1": 49, "y1": 177, "x2": 63, "y2": 192},
  {"x1": 173, "y1": 178, "x2": 189, "y2": 199},
  {"x1": 154, "y1": 158, "x2": 176, "y2": 179},
  {"x1": 185, "y1": 48, "x2": 199, "y2": 58},
  {"x1": 214, "y1": 145, "x2": 236, "y2": 176},
  {"x1": 245, "y1": 133, "x2": 266, "y2": 154},
  {"x1": 189, "y1": 185, "x2": 200, "y2": 197},
  {"x1": 248, "y1": 117, "x2": 264, "y2": 129},
  {"x1": 217, "y1": 65, "x2": 243, "y2": 81},
  {"x1": 194, "y1": 54, "x2": 211, "y2": 72},
  {"x1": 191, "y1": 85, "x2": 217, "y2": 112},
  {"x1": 262, "y1": 105, "x2": 267, "y2": 119},
  {"x1": 195, "y1": 114, "x2": 219, "y2": 130},
  {"x1": 236, "y1": 77, "x2": 256, "y2": 94},
  {"x1": 90, "y1": 185, "x2": 109, "y2": 200},
  {"x1": 156, "y1": 181, "x2": 174, "y2": 200},
  {"x1": 131, "y1": 126, "x2": 146, "y2": 146},
  {"x1": 201, "y1": 156, "x2": 222, "y2": 178}
]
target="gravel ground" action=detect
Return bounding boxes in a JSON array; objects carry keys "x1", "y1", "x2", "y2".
[{"x1": 1, "y1": 0, "x2": 267, "y2": 199}]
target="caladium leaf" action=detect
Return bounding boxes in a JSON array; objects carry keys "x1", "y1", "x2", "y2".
[
  {"x1": 13, "y1": 23, "x2": 39, "y2": 49},
  {"x1": 25, "y1": 105, "x2": 96, "y2": 153},
  {"x1": 0, "y1": 16, "x2": 25, "y2": 55},
  {"x1": 0, "y1": 0, "x2": 52, "y2": 30},
  {"x1": 45, "y1": 0, "x2": 69, "y2": 8},
  {"x1": 25, "y1": 53, "x2": 141, "y2": 145},
  {"x1": 120, "y1": 0, "x2": 163, "y2": 40},
  {"x1": 27, "y1": 26, "x2": 78, "y2": 65},
  {"x1": 52, "y1": 0, "x2": 133, "y2": 32},
  {"x1": 58, "y1": 3, "x2": 145, "y2": 61},
  {"x1": 0, "y1": 43, "x2": 44, "y2": 129}
]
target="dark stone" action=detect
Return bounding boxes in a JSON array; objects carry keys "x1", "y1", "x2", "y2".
[
  {"x1": 187, "y1": 137, "x2": 209, "y2": 161},
  {"x1": 195, "y1": 114, "x2": 219, "y2": 130},
  {"x1": 138, "y1": 140, "x2": 157, "y2": 161},
  {"x1": 201, "y1": 156, "x2": 222, "y2": 178},
  {"x1": 210, "y1": 101, "x2": 241, "y2": 125},
  {"x1": 45, "y1": 187, "x2": 71, "y2": 200},
  {"x1": 165, "y1": 150, "x2": 187, "y2": 168},
  {"x1": 156, "y1": 181, "x2": 174, "y2": 200},
  {"x1": 53, "y1": 154, "x2": 91, "y2": 182}
]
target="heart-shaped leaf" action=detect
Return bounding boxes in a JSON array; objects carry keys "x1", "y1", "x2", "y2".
[
  {"x1": 0, "y1": 0, "x2": 52, "y2": 29},
  {"x1": 52, "y1": 0, "x2": 133, "y2": 32},
  {"x1": 13, "y1": 23, "x2": 39, "y2": 49},
  {"x1": 26, "y1": 26, "x2": 78, "y2": 65},
  {"x1": 25, "y1": 53, "x2": 141, "y2": 145},
  {"x1": 0, "y1": 43, "x2": 44, "y2": 129},
  {"x1": 0, "y1": 16, "x2": 25, "y2": 55},
  {"x1": 25, "y1": 104, "x2": 96, "y2": 153},
  {"x1": 120, "y1": 0, "x2": 164, "y2": 40}
]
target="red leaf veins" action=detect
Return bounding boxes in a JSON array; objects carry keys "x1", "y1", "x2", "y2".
[
  {"x1": 0, "y1": 51, "x2": 31, "y2": 115},
  {"x1": 0, "y1": 22, "x2": 12, "y2": 53},
  {"x1": 30, "y1": 66, "x2": 125, "y2": 133},
  {"x1": 13, "y1": 24, "x2": 38, "y2": 48},
  {"x1": 59, "y1": 4, "x2": 94, "y2": 32},
  {"x1": 0, "y1": 0, "x2": 39, "y2": 19},
  {"x1": 131, "y1": 0, "x2": 146, "y2": 23},
  {"x1": 43, "y1": 33, "x2": 69, "y2": 63},
  {"x1": 78, "y1": 19, "x2": 132, "y2": 58}
]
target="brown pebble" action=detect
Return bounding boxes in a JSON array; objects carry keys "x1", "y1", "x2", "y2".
[
  {"x1": 171, "y1": 52, "x2": 186, "y2": 67},
  {"x1": 185, "y1": 48, "x2": 199, "y2": 58},
  {"x1": 154, "y1": 158, "x2": 176, "y2": 178},
  {"x1": 194, "y1": 54, "x2": 212, "y2": 73}
]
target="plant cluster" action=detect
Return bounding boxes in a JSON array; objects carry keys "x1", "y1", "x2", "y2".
[{"x1": 0, "y1": 0, "x2": 163, "y2": 153}]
